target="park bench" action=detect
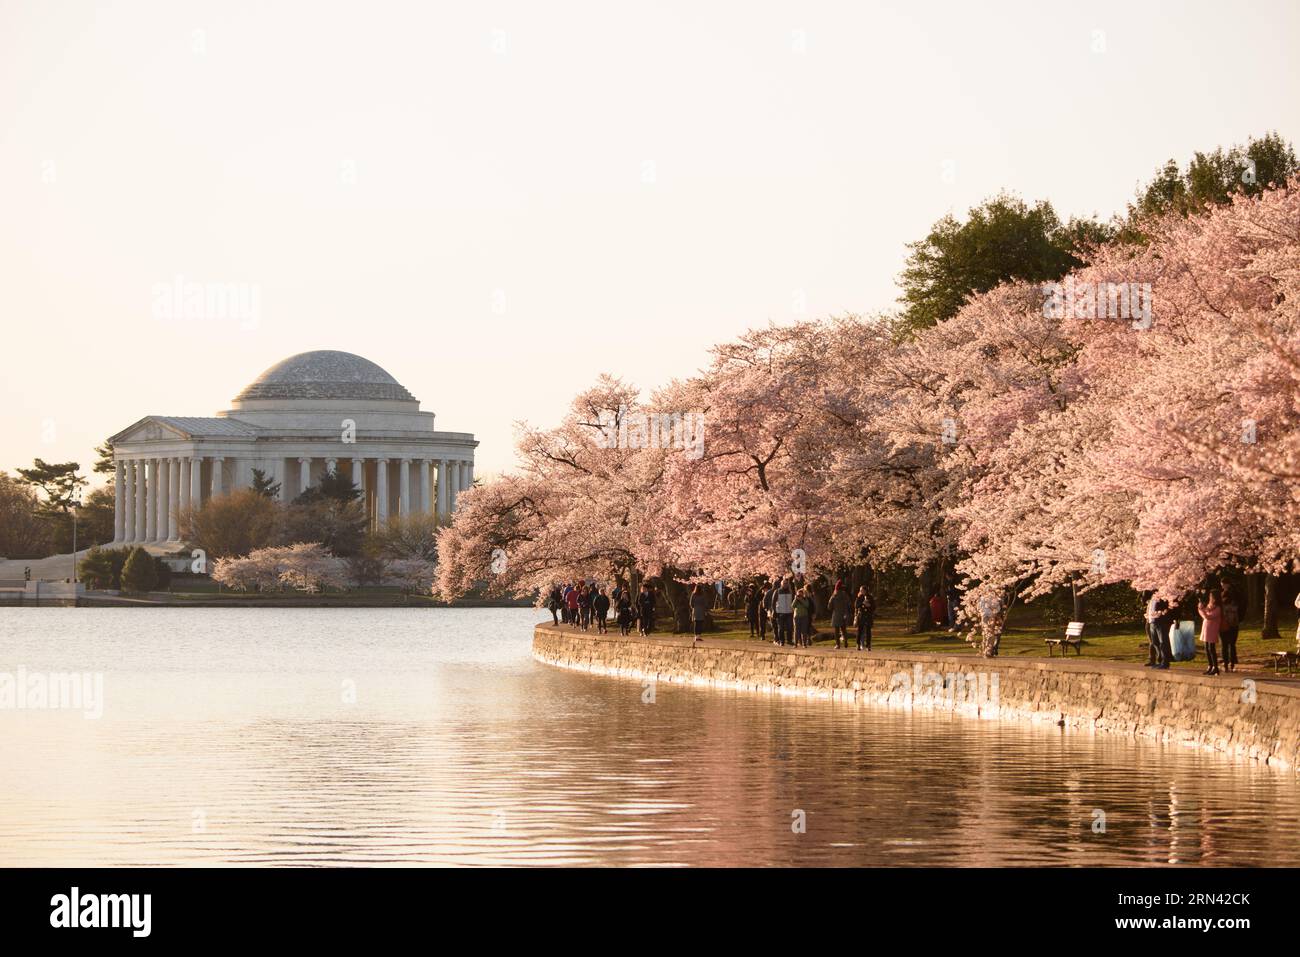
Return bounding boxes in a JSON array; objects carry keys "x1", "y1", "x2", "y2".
[
  {"x1": 1046, "y1": 621, "x2": 1085, "y2": 657},
  {"x1": 1272, "y1": 649, "x2": 1299, "y2": 675}
]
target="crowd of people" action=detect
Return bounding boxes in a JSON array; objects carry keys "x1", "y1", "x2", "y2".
[
  {"x1": 735, "y1": 577, "x2": 877, "y2": 650},
  {"x1": 545, "y1": 575, "x2": 1295, "y2": 676},
  {"x1": 545, "y1": 575, "x2": 879, "y2": 652},
  {"x1": 546, "y1": 580, "x2": 660, "y2": 637},
  {"x1": 1143, "y1": 585, "x2": 1244, "y2": 675}
]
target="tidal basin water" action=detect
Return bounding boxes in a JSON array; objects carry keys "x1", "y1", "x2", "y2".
[{"x1": 2, "y1": 606, "x2": 1299, "y2": 867}]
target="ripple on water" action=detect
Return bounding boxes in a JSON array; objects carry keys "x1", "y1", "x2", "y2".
[{"x1": 1, "y1": 605, "x2": 1298, "y2": 866}]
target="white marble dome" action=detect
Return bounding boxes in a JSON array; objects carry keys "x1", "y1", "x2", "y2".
[{"x1": 234, "y1": 350, "x2": 416, "y2": 403}]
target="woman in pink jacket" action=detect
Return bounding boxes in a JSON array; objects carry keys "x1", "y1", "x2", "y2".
[{"x1": 1198, "y1": 588, "x2": 1222, "y2": 676}]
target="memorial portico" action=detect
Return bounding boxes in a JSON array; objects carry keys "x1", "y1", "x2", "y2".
[{"x1": 107, "y1": 351, "x2": 477, "y2": 548}]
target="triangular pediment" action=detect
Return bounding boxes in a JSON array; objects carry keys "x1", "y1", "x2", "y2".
[{"x1": 108, "y1": 416, "x2": 190, "y2": 444}]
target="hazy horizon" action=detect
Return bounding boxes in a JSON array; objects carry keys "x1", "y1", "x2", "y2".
[{"x1": 3, "y1": 0, "x2": 1298, "y2": 485}]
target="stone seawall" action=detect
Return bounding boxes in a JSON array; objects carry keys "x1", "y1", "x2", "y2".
[{"x1": 533, "y1": 624, "x2": 1300, "y2": 772}]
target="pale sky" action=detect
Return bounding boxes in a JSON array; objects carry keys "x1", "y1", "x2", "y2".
[{"x1": 2, "y1": 0, "x2": 1297, "y2": 484}]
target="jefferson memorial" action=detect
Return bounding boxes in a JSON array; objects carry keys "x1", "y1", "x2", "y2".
[{"x1": 107, "y1": 350, "x2": 477, "y2": 547}]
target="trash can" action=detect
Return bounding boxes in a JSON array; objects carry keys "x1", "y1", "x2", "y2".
[{"x1": 1170, "y1": 620, "x2": 1197, "y2": 661}]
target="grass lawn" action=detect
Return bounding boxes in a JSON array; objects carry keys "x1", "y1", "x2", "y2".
[{"x1": 696, "y1": 604, "x2": 1300, "y2": 681}]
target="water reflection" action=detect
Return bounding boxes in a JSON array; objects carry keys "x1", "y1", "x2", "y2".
[{"x1": 1, "y1": 607, "x2": 1297, "y2": 866}]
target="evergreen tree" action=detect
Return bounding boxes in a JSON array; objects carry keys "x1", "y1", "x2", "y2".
[
  {"x1": 15, "y1": 459, "x2": 86, "y2": 513},
  {"x1": 93, "y1": 441, "x2": 115, "y2": 475},
  {"x1": 121, "y1": 546, "x2": 159, "y2": 593},
  {"x1": 251, "y1": 468, "x2": 281, "y2": 500}
]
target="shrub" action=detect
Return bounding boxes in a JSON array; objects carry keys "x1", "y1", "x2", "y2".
[
  {"x1": 77, "y1": 546, "x2": 131, "y2": 589},
  {"x1": 120, "y1": 547, "x2": 158, "y2": 593}
]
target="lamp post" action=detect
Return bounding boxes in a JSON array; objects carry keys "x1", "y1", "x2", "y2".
[{"x1": 70, "y1": 495, "x2": 81, "y2": 583}]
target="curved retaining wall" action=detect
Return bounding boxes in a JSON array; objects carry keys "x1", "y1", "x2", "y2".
[{"x1": 533, "y1": 624, "x2": 1300, "y2": 772}]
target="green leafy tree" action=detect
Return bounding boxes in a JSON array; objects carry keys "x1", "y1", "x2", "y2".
[
  {"x1": 280, "y1": 498, "x2": 368, "y2": 557},
  {"x1": 120, "y1": 546, "x2": 159, "y2": 593},
  {"x1": 76, "y1": 485, "x2": 116, "y2": 549},
  {"x1": 294, "y1": 468, "x2": 361, "y2": 505},
  {"x1": 16, "y1": 459, "x2": 86, "y2": 513},
  {"x1": 250, "y1": 468, "x2": 281, "y2": 500},
  {"x1": 1119, "y1": 132, "x2": 1299, "y2": 241},
  {"x1": 281, "y1": 469, "x2": 367, "y2": 557},
  {"x1": 896, "y1": 193, "x2": 1107, "y2": 335},
  {"x1": 93, "y1": 441, "x2": 115, "y2": 475},
  {"x1": 78, "y1": 546, "x2": 131, "y2": 589}
]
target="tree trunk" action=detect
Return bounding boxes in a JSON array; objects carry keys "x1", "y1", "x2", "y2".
[
  {"x1": 1071, "y1": 581, "x2": 1084, "y2": 622},
  {"x1": 911, "y1": 559, "x2": 939, "y2": 633},
  {"x1": 660, "y1": 577, "x2": 691, "y2": 633},
  {"x1": 1262, "y1": 573, "x2": 1282, "y2": 640},
  {"x1": 1245, "y1": 572, "x2": 1262, "y2": 621}
]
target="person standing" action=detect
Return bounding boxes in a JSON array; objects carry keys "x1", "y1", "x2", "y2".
[
  {"x1": 637, "y1": 583, "x2": 656, "y2": 636},
  {"x1": 616, "y1": 590, "x2": 633, "y2": 635},
  {"x1": 756, "y1": 582, "x2": 771, "y2": 640},
  {"x1": 759, "y1": 582, "x2": 769, "y2": 642},
  {"x1": 1157, "y1": 598, "x2": 1176, "y2": 667},
  {"x1": 928, "y1": 591, "x2": 947, "y2": 629},
  {"x1": 1144, "y1": 592, "x2": 1167, "y2": 668},
  {"x1": 744, "y1": 585, "x2": 761, "y2": 638},
  {"x1": 547, "y1": 584, "x2": 562, "y2": 626},
  {"x1": 774, "y1": 578, "x2": 794, "y2": 646},
  {"x1": 829, "y1": 580, "x2": 850, "y2": 649},
  {"x1": 854, "y1": 585, "x2": 876, "y2": 651},
  {"x1": 690, "y1": 584, "x2": 709, "y2": 643},
  {"x1": 565, "y1": 584, "x2": 579, "y2": 626},
  {"x1": 793, "y1": 587, "x2": 812, "y2": 647},
  {"x1": 1198, "y1": 588, "x2": 1222, "y2": 676},
  {"x1": 1219, "y1": 586, "x2": 1240, "y2": 673},
  {"x1": 594, "y1": 587, "x2": 611, "y2": 635},
  {"x1": 578, "y1": 585, "x2": 593, "y2": 631}
]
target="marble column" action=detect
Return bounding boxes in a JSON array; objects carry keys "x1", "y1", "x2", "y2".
[
  {"x1": 167, "y1": 457, "x2": 181, "y2": 541},
  {"x1": 419, "y1": 460, "x2": 431, "y2": 515},
  {"x1": 145, "y1": 459, "x2": 158, "y2": 541},
  {"x1": 113, "y1": 460, "x2": 125, "y2": 543},
  {"x1": 450, "y1": 460, "x2": 463, "y2": 512},
  {"x1": 466, "y1": 461, "x2": 474, "y2": 488},
  {"x1": 134, "y1": 460, "x2": 147, "y2": 542},
  {"x1": 156, "y1": 459, "x2": 170, "y2": 542},
  {"x1": 399, "y1": 459, "x2": 411, "y2": 517},
  {"x1": 351, "y1": 458, "x2": 364, "y2": 490},
  {"x1": 179, "y1": 457, "x2": 191, "y2": 518},
  {"x1": 211, "y1": 457, "x2": 225, "y2": 497},
  {"x1": 190, "y1": 456, "x2": 203, "y2": 511},
  {"x1": 436, "y1": 459, "x2": 449, "y2": 519},
  {"x1": 376, "y1": 458, "x2": 389, "y2": 525},
  {"x1": 123, "y1": 461, "x2": 136, "y2": 544},
  {"x1": 299, "y1": 457, "x2": 311, "y2": 496}
]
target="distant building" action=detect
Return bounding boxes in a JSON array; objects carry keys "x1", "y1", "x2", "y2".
[{"x1": 108, "y1": 350, "x2": 476, "y2": 546}]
